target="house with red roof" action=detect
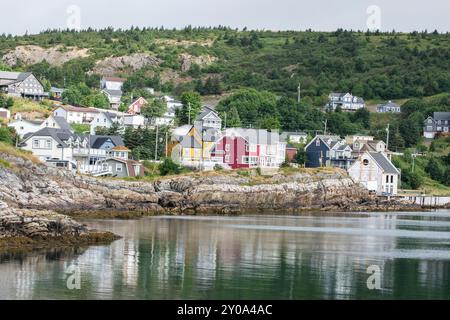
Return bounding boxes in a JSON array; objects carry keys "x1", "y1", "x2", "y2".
[{"x1": 127, "y1": 97, "x2": 148, "y2": 114}]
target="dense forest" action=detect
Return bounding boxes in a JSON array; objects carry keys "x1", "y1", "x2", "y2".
[{"x1": 0, "y1": 27, "x2": 449, "y2": 103}]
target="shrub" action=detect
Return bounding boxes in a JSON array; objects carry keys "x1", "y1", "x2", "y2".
[{"x1": 158, "y1": 158, "x2": 181, "y2": 176}]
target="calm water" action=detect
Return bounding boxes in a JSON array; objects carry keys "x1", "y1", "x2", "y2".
[{"x1": 0, "y1": 211, "x2": 449, "y2": 300}]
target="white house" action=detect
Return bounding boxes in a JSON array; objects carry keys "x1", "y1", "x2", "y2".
[
  {"x1": 152, "y1": 96, "x2": 183, "y2": 126},
  {"x1": 348, "y1": 152, "x2": 400, "y2": 195},
  {"x1": 20, "y1": 127, "x2": 127, "y2": 175},
  {"x1": 53, "y1": 105, "x2": 99, "y2": 124},
  {"x1": 8, "y1": 116, "x2": 43, "y2": 138},
  {"x1": 101, "y1": 77, "x2": 125, "y2": 110},
  {"x1": 280, "y1": 132, "x2": 308, "y2": 144},
  {"x1": 90, "y1": 111, "x2": 123, "y2": 134},
  {"x1": 194, "y1": 106, "x2": 222, "y2": 130},
  {"x1": 377, "y1": 101, "x2": 401, "y2": 113},
  {"x1": 327, "y1": 93, "x2": 365, "y2": 111},
  {"x1": 123, "y1": 114, "x2": 145, "y2": 129}
]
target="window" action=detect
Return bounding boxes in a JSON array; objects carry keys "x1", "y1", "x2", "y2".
[
  {"x1": 116, "y1": 163, "x2": 123, "y2": 172},
  {"x1": 33, "y1": 139, "x2": 39, "y2": 148},
  {"x1": 245, "y1": 144, "x2": 249, "y2": 152},
  {"x1": 427, "y1": 126, "x2": 433, "y2": 131},
  {"x1": 391, "y1": 175, "x2": 394, "y2": 184},
  {"x1": 45, "y1": 140, "x2": 52, "y2": 149},
  {"x1": 363, "y1": 159, "x2": 369, "y2": 166},
  {"x1": 225, "y1": 144, "x2": 230, "y2": 151},
  {"x1": 386, "y1": 175, "x2": 389, "y2": 183},
  {"x1": 316, "y1": 139, "x2": 320, "y2": 147},
  {"x1": 225, "y1": 155, "x2": 230, "y2": 162}
]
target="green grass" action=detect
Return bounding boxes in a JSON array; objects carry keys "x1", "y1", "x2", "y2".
[
  {"x1": 71, "y1": 123, "x2": 90, "y2": 134},
  {"x1": 0, "y1": 158, "x2": 11, "y2": 168}
]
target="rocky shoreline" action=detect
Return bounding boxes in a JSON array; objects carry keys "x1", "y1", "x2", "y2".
[{"x1": 0, "y1": 150, "x2": 439, "y2": 249}]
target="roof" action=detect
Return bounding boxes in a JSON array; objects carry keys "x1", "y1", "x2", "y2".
[
  {"x1": 224, "y1": 128, "x2": 281, "y2": 145},
  {"x1": 52, "y1": 116, "x2": 72, "y2": 131},
  {"x1": 0, "y1": 71, "x2": 33, "y2": 86},
  {"x1": 50, "y1": 87, "x2": 65, "y2": 93},
  {"x1": 172, "y1": 125, "x2": 193, "y2": 139},
  {"x1": 58, "y1": 105, "x2": 99, "y2": 113},
  {"x1": 196, "y1": 106, "x2": 219, "y2": 121},
  {"x1": 433, "y1": 112, "x2": 450, "y2": 121},
  {"x1": 90, "y1": 135, "x2": 124, "y2": 149},
  {"x1": 22, "y1": 127, "x2": 79, "y2": 147},
  {"x1": 103, "y1": 77, "x2": 126, "y2": 83},
  {"x1": 111, "y1": 146, "x2": 130, "y2": 152},
  {"x1": 102, "y1": 89, "x2": 123, "y2": 97},
  {"x1": 377, "y1": 101, "x2": 400, "y2": 109},
  {"x1": 369, "y1": 152, "x2": 399, "y2": 174},
  {"x1": 179, "y1": 135, "x2": 202, "y2": 148}
]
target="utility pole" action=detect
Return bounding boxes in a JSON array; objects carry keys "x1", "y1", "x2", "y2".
[
  {"x1": 297, "y1": 83, "x2": 301, "y2": 103},
  {"x1": 386, "y1": 124, "x2": 390, "y2": 150},
  {"x1": 322, "y1": 119, "x2": 328, "y2": 135},
  {"x1": 412, "y1": 153, "x2": 416, "y2": 173},
  {"x1": 188, "y1": 102, "x2": 191, "y2": 125},
  {"x1": 224, "y1": 112, "x2": 227, "y2": 129},
  {"x1": 165, "y1": 130, "x2": 168, "y2": 158},
  {"x1": 155, "y1": 125, "x2": 159, "y2": 161}
]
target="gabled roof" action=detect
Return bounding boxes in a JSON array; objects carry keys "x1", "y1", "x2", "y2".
[
  {"x1": 196, "y1": 106, "x2": 220, "y2": 121},
  {"x1": 369, "y1": 152, "x2": 399, "y2": 174},
  {"x1": 22, "y1": 127, "x2": 80, "y2": 147},
  {"x1": 52, "y1": 116, "x2": 72, "y2": 132},
  {"x1": 90, "y1": 135, "x2": 124, "y2": 149}
]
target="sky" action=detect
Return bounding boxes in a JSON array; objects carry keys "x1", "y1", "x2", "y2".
[{"x1": 1, "y1": 0, "x2": 449, "y2": 35}]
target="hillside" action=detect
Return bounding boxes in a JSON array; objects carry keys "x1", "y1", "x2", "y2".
[{"x1": 1, "y1": 28, "x2": 449, "y2": 103}]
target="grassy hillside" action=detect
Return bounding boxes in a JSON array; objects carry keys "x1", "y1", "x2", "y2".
[{"x1": 1, "y1": 28, "x2": 449, "y2": 103}]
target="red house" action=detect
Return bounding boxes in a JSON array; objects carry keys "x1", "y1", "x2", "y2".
[
  {"x1": 127, "y1": 97, "x2": 148, "y2": 115},
  {"x1": 211, "y1": 129, "x2": 286, "y2": 169}
]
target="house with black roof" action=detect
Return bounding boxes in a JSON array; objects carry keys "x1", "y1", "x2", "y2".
[{"x1": 423, "y1": 112, "x2": 450, "y2": 139}]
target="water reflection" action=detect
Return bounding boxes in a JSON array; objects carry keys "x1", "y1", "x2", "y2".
[{"x1": 0, "y1": 212, "x2": 449, "y2": 300}]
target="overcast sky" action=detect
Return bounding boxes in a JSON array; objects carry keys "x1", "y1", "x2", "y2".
[{"x1": 1, "y1": 0, "x2": 449, "y2": 35}]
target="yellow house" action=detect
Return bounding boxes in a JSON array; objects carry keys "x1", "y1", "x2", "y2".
[{"x1": 168, "y1": 125, "x2": 219, "y2": 166}]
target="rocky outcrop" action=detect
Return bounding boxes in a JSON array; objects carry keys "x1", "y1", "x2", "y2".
[
  {"x1": 0, "y1": 200, "x2": 87, "y2": 239},
  {"x1": 1, "y1": 150, "x2": 428, "y2": 221},
  {"x1": 0, "y1": 150, "x2": 393, "y2": 217},
  {"x1": 91, "y1": 53, "x2": 161, "y2": 75},
  {"x1": 2, "y1": 45, "x2": 89, "y2": 67}
]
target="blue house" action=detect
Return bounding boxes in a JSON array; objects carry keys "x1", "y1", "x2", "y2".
[{"x1": 305, "y1": 135, "x2": 354, "y2": 169}]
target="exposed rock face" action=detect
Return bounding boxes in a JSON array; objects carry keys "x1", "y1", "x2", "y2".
[
  {"x1": 0, "y1": 200, "x2": 88, "y2": 239},
  {"x1": 91, "y1": 53, "x2": 162, "y2": 75},
  {"x1": 0, "y1": 151, "x2": 381, "y2": 216},
  {"x1": 180, "y1": 53, "x2": 217, "y2": 72},
  {"x1": 2, "y1": 45, "x2": 89, "y2": 67}
]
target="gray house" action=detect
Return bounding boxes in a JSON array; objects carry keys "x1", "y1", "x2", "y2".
[
  {"x1": 423, "y1": 112, "x2": 450, "y2": 139},
  {"x1": 0, "y1": 71, "x2": 47, "y2": 101}
]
